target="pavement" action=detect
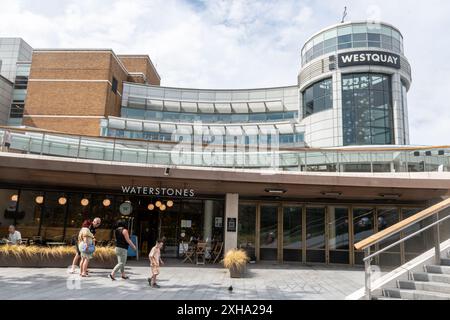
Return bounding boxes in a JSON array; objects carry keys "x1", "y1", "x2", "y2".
[{"x1": 0, "y1": 260, "x2": 366, "y2": 300}]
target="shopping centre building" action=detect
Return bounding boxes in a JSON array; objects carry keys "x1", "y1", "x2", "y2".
[{"x1": 0, "y1": 21, "x2": 449, "y2": 266}]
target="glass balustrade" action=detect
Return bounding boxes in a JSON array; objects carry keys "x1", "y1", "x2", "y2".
[{"x1": 0, "y1": 128, "x2": 449, "y2": 173}]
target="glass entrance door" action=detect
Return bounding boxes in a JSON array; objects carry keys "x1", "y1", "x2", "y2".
[
  {"x1": 259, "y1": 205, "x2": 279, "y2": 261},
  {"x1": 306, "y1": 207, "x2": 326, "y2": 263},
  {"x1": 283, "y1": 206, "x2": 302, "y2": 262},
  {"x1": 328, "y1": 207, "x2": 350, "y2": 264}
]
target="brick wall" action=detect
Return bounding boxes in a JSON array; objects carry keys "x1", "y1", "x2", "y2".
[
  {"x1": 118, "y1": 55, "x2": 161, "y2": 85},
  {"x1": 23, "y1": 50, "x2": 128, "y2": 135}
]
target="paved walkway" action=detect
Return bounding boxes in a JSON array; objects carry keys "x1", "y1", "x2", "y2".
[{"x1": 0, "y1": 260, "x2": 365, "y2": 300}]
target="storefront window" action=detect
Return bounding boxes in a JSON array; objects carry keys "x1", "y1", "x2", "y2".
[
  {"x1": 91, "y1": 194, "x2": 118, "y2": 242},
  {"x1": 41, "y1": 192, "x2": 68, "y2": 242},
  {"x1": 0, "y1": 189, "x2": 20, "y2": 236},
  {"x1": 65, "y1": 194, "x2": 91, "y2": 242},
  {"x1": 328, "y1": 207, "x2": 350, "y2": 264},
  {"x1": 283, "y1": 206, "x2": 302, "y2": 262},
  {"x1": 15, "y1": 190, "x2": 43, "y2": 239},
  {"x1": 159, "y1": 200, "x2": 180, "y2": 258},
  {"x1": 260, "y1": 205, "x2": 278, "y2": 260},
  {"x1": 180, "y1": 200, "x2": 203, "y2": 242},
  {"x1": 238, "y1": 204, "x2": 257, "y2": 260}
]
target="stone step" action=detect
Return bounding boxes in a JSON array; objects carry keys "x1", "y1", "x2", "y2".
[
  {"x1": 372, "y1": 296, "x2": 405, "y2": 301},
  {"x1": 383, "y1": 288, "x2": 450, "y2": 300},
  {"x1": 398, "y1": 280, "x2": 450, "y2": 294},
  {"x1": 424, "y1": 265, "x2": 450, "y2": 275},
  {"x1": 440, "y1": 258, "x2": 450, "y2": 266},
  {"x1": 411, "y1": 272, "x2": 450, "y2": 284}
]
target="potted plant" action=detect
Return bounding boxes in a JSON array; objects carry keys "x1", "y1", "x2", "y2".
[{"x1": 223, "y1": 249, "x2": 249, "y2": 278}]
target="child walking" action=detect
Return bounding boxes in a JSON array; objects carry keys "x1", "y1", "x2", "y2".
[{"x1": 148, "y1": 240, "x2": 164, "y2": 288}]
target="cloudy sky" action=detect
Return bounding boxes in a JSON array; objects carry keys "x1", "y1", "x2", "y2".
[{"x1": 0, "y1": 0, "x2": 449, "y2": 145}]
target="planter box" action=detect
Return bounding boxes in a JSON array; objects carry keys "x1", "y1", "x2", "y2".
[
  {"x1": 229, "y1": 265, "x2": 247, "y2": 278},
  {"x1": 0, "y1": 253, "x2": 116, "y2": 269}
]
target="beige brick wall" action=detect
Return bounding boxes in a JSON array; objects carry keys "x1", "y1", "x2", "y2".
[
  {"x1": 22, "y1": 117, "x2": 102, "y2": 136},
  {"x1": 118, "y1": 55, "x2": 160, "y2": 85},
  {"x1": 24, "y1": 51, "x2": 128, "y2": 135}
]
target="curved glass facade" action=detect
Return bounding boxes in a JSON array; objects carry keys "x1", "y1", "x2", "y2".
[
  {"x1": 302, "y1": 22, "x2": 404, "y2": 65},
  {"x1": 122, "y1": 106, "x2": 298, "y2": 123},
  {"x1": 342, "y1": 73, "x2": 394, "y2": 146},
  {"x1": 302, "y1": 78, "x2": 333, "y2": 117}
]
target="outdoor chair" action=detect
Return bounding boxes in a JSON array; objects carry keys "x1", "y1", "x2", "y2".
[
  {"x1": 196, "y1": 242, "x2": 207, "y2": 265},
  {"x1": 182, "y1": 244, "x2": 196, "y2": 263},
  {"x1": 210, "y1": 242, "x2": 224, "y2": 264}
]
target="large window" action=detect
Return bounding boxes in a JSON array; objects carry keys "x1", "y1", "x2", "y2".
[
  {"x1": 302, "y1": 78, "x2": 333, "y2": 118},
  {"x1": 342, "y1": 73, "x2": 394, "y2": 146}
]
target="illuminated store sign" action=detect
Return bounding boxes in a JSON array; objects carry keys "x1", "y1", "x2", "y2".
[
  {"x1": 338, "y1": 51, "x2": 401, "y2": 69},
  {"x1": 121, "y1": 186, "x2": 195, "y2": 197}
]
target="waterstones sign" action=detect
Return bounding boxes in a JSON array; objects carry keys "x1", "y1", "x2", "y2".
[
  {"x1": 121, "y1": 186, "x2": 195, "y2": 197},
  {"x1": 338, "y1": 51, "x2": 401, "y2": 69}
]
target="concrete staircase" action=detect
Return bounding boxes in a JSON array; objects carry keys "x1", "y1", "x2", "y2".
[{"x1": 373, "y1": 255, "x2": 450, "y2": 300}]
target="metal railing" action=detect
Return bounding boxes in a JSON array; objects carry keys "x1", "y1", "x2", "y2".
[
  {"x1": 0, "y1": 126, "x2": 449, "y2": 173},
  {"x1": 354, "y1": 198, "x2": 450, "y2": 300}
]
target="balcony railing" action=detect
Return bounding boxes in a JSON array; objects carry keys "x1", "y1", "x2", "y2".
[{"x1": 0, "y1": 126, "x2": 449, "y2": 173}]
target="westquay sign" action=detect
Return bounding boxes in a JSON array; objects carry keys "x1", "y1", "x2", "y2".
[{"x1": 338, "y1": 51, "x2": 401, "y2": 69}]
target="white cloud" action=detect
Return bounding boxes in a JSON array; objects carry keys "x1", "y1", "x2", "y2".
[{"x1": 0, "y1": 0, "x2": 449, "y2": 145}]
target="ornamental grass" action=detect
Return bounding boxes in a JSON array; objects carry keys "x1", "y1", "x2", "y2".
[
  {"x1": 223, "y1": 249, "x2": 249, "y2": 271},
  {"x1": 0, "y1": 245, "x2": 115, "y2": 261}
]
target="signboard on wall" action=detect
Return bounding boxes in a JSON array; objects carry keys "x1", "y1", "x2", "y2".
[
  {"x1": 337, "y1": 51, "x2": 401, "y2": 69},
  {"x1": 181, "y1": 220, "x2": 192, "y2": 228},
  {"x1": 215, "y1": 217, "x2": 223, "y2": 228},
  {"x1": 227, "y1": 218, "x2": 237, "y2": 232},
  {"x1": 121, "y1": 186, "x2": 195, "y2": 197}
]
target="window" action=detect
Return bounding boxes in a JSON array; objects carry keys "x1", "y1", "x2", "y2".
[
  {"x1": 112, "y1": 77, "x2": 118, "y2": 94},
  {"x1": 342, "y1": 73, "x2": 394, "y2": 146},
  {"x1": 302, "y1": 78, "x2": 333, "y2": 117}
]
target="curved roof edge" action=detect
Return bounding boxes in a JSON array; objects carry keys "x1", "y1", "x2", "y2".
[{"x1": 301, "y1": 20, "x2": 404, "y2": 52}]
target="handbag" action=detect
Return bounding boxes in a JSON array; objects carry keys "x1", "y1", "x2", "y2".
[{"x1": 79, "y1": 241, "x2": 95, "y2": 254}]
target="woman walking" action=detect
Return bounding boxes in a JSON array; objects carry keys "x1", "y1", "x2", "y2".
[
  {"x1": 78, "y1": 220, "x2": 95, "y2": 277},
  {"x1": 110, "y1": 220, "x2": 136, "y2": 281}
]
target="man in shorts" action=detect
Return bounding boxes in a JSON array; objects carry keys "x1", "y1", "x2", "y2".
[{"x1": 148, "y1": 239, "x2": 164, "y2": 288}]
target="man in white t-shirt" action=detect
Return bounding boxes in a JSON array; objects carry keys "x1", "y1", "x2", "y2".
[
  {"x1": 7, "y1": 225, "x2": 22, "y2": 245},
  {"x1": 2, "y1": 130, "x2": 12, "y2": 152}
]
